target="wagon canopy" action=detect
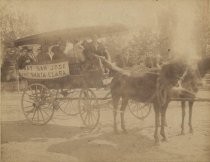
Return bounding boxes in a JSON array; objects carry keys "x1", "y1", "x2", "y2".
[{"x1": 14, "y1": 24, "x2": 128, "y2": 46}]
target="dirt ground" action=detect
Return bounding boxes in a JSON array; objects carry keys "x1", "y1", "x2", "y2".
[{"x1": 1, "y1": 90, "x2": 210, "y2": 162}]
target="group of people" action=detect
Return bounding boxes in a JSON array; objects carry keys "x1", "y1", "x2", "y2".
[
  {"x1": 17, "y1": 44, "x2": 67, "y2": 69},
  {"x1": 17, "y1": 36, "x2": 111, "y2": 75}
]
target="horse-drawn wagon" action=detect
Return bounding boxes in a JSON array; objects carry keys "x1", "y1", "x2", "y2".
[
  {"x1": 14, "y1": 24, "x2": 155, "y2": 130},
  {"x1": 15, "y1": 24, "x2": 210, "y2": 136}
]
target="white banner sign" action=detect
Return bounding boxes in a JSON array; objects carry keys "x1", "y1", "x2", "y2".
[{"x1": 19, "y1": 62, "x2": 70, "y2": 79}]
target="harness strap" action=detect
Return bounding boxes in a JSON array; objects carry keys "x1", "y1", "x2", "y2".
[
  {"x1": 178, "y1": 65, "x2": 202, "y2": 88},
  {"x1": 156, "y1": 77, "x2": 170, "y2": 107},
  {"x1": 180, "y1": 67, "x2": 188, "y2": 81}
]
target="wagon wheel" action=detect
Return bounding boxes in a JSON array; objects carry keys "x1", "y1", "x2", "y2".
[
  {"x1": 21, "y1": 84, "x2": 54, "y2": 125},
  {"x1": 78, "y1": 88, "x2": 100, "y2": 130},
  {"x1": 128, "y1": 100, "x2": 152, "y2": 120},
  {"x1": 58, "y1": 89, "x2": 80, "y2": 116}
]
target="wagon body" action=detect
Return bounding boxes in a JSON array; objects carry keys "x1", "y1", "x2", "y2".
[{"x1": 19, "y1": 60, "x2": 107, "y2": 129}]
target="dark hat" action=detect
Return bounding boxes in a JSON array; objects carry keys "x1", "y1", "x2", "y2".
[
  {"x1": 51, "y1": 46, "x2": 60, "y2": 54},
  {"x1": 72, "y1": 39, "x2": 79, "y2": 44},
  {"x1": 21, "y1": 46, "x2": 29, "y2": 51},
  {"x1": 28, "y1": 49, "x2": 33, "y2": 52},
  {"x1": 81, "y1": 40, "x2": 88, "y2": 47}
]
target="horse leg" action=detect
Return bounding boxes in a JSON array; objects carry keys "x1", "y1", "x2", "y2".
[
  {"x1": 181, "y1": 101, "x2": 186, "y2": 135},
  {"x1": 160, "y1": 102, "x2": 169, "y2": 142},
  {"x1": 120, "y1": 97, "x2": 129, "y2": 133},
  {"x1": 153, "y1": 103, "x2": 160, "y2": 144},
  {"x1": 189, "y1": 101, "x2": 194, "y2": 133},
  {"x1": 112, "y1": 96, "x2": 120, "y2": 134}
]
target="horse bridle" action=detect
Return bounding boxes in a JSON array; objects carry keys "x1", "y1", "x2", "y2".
[{"x1": 177, "y1": 64, "x2": 202, "y2": 88}]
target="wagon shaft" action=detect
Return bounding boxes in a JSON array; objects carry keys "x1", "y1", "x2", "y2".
[{"x1": 170, "y1": 97, "x2": 210, "y2": 102}]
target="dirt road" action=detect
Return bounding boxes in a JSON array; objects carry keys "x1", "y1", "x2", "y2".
[{"x1": 1, "y1": 90, "x2": 210, "y2": 162}]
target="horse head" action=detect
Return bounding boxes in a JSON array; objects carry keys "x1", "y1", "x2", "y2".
[
  {"x1": 159, "y1": 61, "x2": 187, "y2": 88},
  {"x1": 157, "y1": 60, "x2": 188, "y2": 106}
]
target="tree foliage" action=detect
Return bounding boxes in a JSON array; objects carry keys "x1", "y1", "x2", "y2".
[
  {"x1": 105, "y1": 29, "x2": 161, "y2": 67},
  {"x1": 0, "y1": 1, "x2": 36, "y2": 44}
]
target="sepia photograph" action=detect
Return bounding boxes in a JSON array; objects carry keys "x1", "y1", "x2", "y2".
[{"x1": 1, "y1": 0, "x2": 210, "y2": 162}]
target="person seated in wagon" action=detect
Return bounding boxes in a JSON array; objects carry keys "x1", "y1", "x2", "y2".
[
  {"x1": 17, "y1": 46, "x2": 37, "y2": 69},
  {"x1": 82, "y1": 35, "x2": 111, "y2": 74},
  {"x1": 37, "y1": 45, "x2": 67, "y2": 63},
  {"x1": 64, "y1": 39, "x2": 86, "y2": 64}
]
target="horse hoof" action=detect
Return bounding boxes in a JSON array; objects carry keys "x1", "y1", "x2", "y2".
[
  {"x1": 160, "y1": 131, "x2": 165, "y2": 138},
  {"x1": 154, "y1": 137, "x2": 160, "y2": 145},
  {"x1": 114, "y1": 130, "x2": 119, "y2": 134},
  {"x1": 154, "y1": 140, "x2": 160, "y2": 146},
  {"x1": 122, "y1": 129, "x2": 128, "y2": 134},
  {"x1": 161, "y1": 138, "x2": 168, "y2": 142},
  {"x1": 180, "y1": 131, "x2": 185, "y2": 135},
  {"x1": 189, "y1": 129, "x2": 194, "y2": 134}
]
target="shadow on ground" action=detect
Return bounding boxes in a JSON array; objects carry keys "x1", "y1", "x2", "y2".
[
  {"x1": 47, "y1": 128, "x2": 154, "y2": 162},
  {"x1": 1, "y1": 120, "x2": 81, "y2": 143}
]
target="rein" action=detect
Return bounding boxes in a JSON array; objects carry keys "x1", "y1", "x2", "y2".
[
  {"x1": 156, "y1": 65, "x2": 191, "y2": 107},
  {"x1": 177, "y1": 67, "x2": 188, "y2": 87},
  {"x1": 177, "y1": 64, "x2": 202, "y2": 88}
]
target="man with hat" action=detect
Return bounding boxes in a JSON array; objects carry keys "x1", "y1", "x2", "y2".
[
  {"x1": 17, "y1": 46, "x2": 35, "y2": 69},
  {"x1": 1, "y1": 47, "x2": 18, "y2": 81},
  {"x1": 83, "y1": 35, "x2": 111, "y2": 74},
  {"x1": 88, "y1": 35, "x2": 111, "y2": 61}
]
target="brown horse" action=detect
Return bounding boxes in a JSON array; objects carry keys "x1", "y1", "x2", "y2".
[
  {"x1": 98, "y1": 56, "x2": 194, "y2": 144},
  {"x1": 179, "y1": 56, "x2": 210, "y2": 135}
]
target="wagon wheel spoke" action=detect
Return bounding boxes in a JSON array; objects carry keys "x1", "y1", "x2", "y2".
[
  {"x1": 25, "y1": 91, "x2": 35, "y2": 98},
  {"x1": 91, "y1": 109, "x2": 97, "y2": 120},
  {"x1": 140, "y1": 108, "x2": 144, "y2": 116},
  {"x1": 41, "y1": 108, "x2": 51, "y2": 118},
  {"x1": 129, "y1": 101, "x2": 151, "y2": 120},
  {"x1": 88, "y1": 112, "x2": 94, "y2": 126},
  {"x1": 25, "y1": 107, "x2": 35, "y2": 116},
  {"x1": 79, "y1": 89, "x2": 100, "y2": 130},
  {"x1": 86, "y1": 113, "x2": 90, "y2": 126},
  {"x1": 37, "y1": 109, "x2": 40, "y2": 123},
  {"x1": 35, "y1": 85, "x2": 38, "y2": 97},
  {"x1": 24, "y1": 105, "x2": 34, "y2": 109},
  {"x1": 38, "y1": 109, "x2": 45, "y2": 122},
  {"x1": 31, "y1": 108, "x2": 37, "y2": 121},
  {"x1": 130, "y1": 102, "x2": 139, "y2": 114},
  {"x1": 89, "y1": 111, "x2": 95, "y2": 126},
  {"x1": 24, "y1": 100, "x2": 34, "y2": 104},
  {"x1": 22, "y1": 84, "x2": 54, "y2": 125},
  {"x1": 29, "y1": 87, "x2": 35, "y2": 96},
  {"x1": 84, "y1": 111, "x2": 89, "y2": 122},
  {"x1": 59, "y1": 89, "x2": 80, "y2": 116}
]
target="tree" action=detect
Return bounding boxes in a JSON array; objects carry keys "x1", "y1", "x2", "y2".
[
  {"x1": 0, "y1": 1, "x2": 37, "y2": 81},
  {"x1": 104, "y1": 29, "x2": 161, "y2": 68},
  {"x1": 0, "y1": 1, "x2": 36, "y2": 42},
  {"x1": 0, "y1": 1, "x2": 37, "y2": 60}
]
